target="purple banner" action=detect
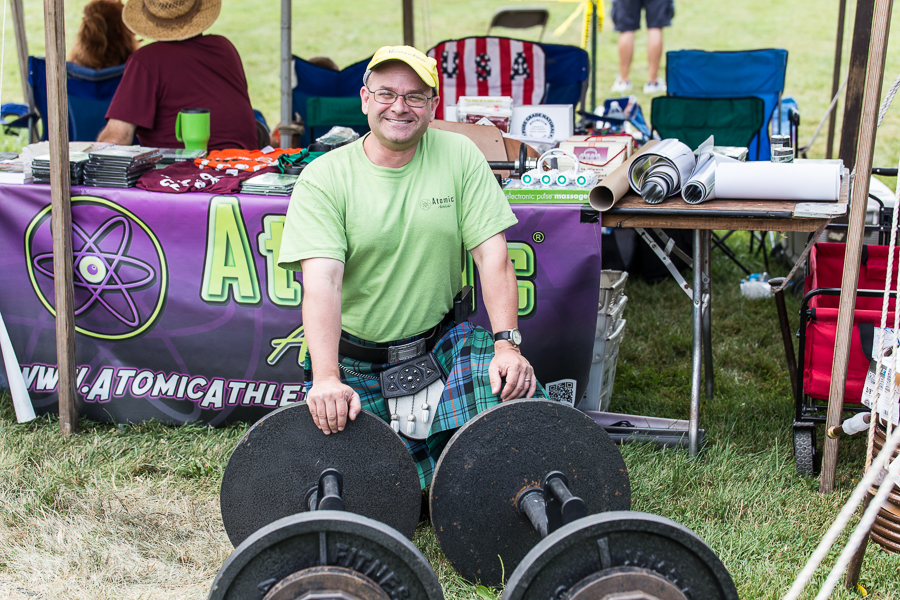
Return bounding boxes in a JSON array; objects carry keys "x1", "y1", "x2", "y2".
[{"x1": 0, "y1": 183, "x2": 601, "y2": 425}]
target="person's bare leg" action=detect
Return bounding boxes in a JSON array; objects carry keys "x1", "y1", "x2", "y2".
[
  {"x1": 647, "y1": 27, "x2": 663, "y2": 83},
  {"x1": 618, "y1": 31, "x2": 635, "y2": 81}
]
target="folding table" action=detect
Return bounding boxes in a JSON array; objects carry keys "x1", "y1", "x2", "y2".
[{"x1": 599, "y1": 190, "x2": 848, "y2": 454}]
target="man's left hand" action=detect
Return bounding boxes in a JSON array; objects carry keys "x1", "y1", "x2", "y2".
[{"x1": 489, "y1": 343, "x2": 537, "y2": 401}]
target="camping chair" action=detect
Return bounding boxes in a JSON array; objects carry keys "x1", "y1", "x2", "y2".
[
  {"x1": 426, "y1": 37, "x2": 589, "y2": 120},
  {"x1": 665, "y1": 49, "x2": 788, "y2": 273},
  {"x1": 487, "y1": 7, "x2": 550, "y2": 41},
  {"x1": 650, "y1": 95, "x2": 769, "y2": 275},
  {"x1": 292, "y1": 56, "x2": 371, "y2": 147},
  {"x1": 650, "y1": 96, "x2": 765, "y2": 153},
  {"x1": 665, "y1": 48, "x2": 788, "y2": 161},
  {"x1": 28, "y1": 57, "x2": 125, "y2": 142},
  {"x1": 305, "y1": 97, "x2": 368, "y2": 142}
]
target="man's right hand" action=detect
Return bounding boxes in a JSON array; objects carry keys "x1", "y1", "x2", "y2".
[{"x1": 306, "y1": 377, "x2": 361, "y2": 434}]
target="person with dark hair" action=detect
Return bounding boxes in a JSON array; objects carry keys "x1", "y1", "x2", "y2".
[
  {"x1": 68, "y1": 0, "x2": 139, "y2": 70},
  {"x1": 97, "y1": 0, "x2": 257, "y2": 150}
]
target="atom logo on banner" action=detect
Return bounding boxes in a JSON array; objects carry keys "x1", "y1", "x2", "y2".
[{"x1": 24, "y1": 196, "x2": 168, "y2": 340}]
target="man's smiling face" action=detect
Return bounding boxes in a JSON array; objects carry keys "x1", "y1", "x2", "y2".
[{"x1": 361, "y1": 62, "x2": 439, "y2": 153}]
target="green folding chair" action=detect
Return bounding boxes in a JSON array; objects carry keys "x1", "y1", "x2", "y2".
[
  {"x1": 305, "y1": 96, "x2": 368, "y2": 143},
  {"x1": 650, "y1": 96, "x2": 765, "y2": 156},
  {"x1": 650, "y1": 95, "x2": 768, "y2": 274}
]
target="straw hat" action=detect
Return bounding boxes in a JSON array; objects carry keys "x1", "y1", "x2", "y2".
[{"x1": 123, "y1": 0, "x2": 221, "y2": 42}]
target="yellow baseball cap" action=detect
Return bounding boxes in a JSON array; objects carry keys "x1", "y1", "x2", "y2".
[{"x1": 367, "y1": 46, "x2": 439, "y2": 93}]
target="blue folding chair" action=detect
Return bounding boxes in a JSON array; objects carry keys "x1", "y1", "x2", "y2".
[
  {"x1": 665, "y1": 49, "x2": 788, "y2": 161},
  {"x1": 292, "y1": 56, "x2": 370, "y2": 148},
  {"x1": 28, "y1": 56, "x2": 125, "y2": 142},
  {"x1": 541, "y1": 41, "x2": 590, "y2": 109}
]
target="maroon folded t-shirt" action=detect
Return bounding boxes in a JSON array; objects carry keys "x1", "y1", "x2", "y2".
[{"x1": 138, "y1": 162, "x2": 275, "y2": 193}]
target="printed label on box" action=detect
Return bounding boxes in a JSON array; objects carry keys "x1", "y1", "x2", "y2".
[{"x1": 520, "y1": 113, "x2": 556, "y2": 139}]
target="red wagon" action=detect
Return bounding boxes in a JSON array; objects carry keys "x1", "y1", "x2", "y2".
[{"x1": 784, "y1": 242, "x2": 899, "y2": 475}]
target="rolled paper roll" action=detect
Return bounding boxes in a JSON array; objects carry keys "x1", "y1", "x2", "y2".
[
  {"x1": 589, "y1": 139, "x2": 659, "y2": 211},
  {"x1": 627, "y1": 138, "x2": 696, "y2": 201},
  {"x1": 682, "y1": 153, "x2": 717, "y2": 204},
  {"x1": 715, "y1": 161, "x2": 842, "y2": 201}
]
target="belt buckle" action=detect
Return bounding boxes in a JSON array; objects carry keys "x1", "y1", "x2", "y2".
[{"x1": 388, "y1": 338, "x2": 426, "y2": 363}]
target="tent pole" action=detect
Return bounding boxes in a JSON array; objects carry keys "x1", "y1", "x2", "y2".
[
  {"x1": 819, "y1": 0, "x2": 894, "y2": 495},
  {"x1": 280, "y1": 0, "x2": 291, "y2": 148},
  {"x1": 837, "y1": 0, "x2": 876, "y2": 172},
  {"x1": 403, "y1": 0, "x2": 414, "y2": 46},
  {"x1": 10, "y1": 0, "x2": 36, "y2": 142},
  {"x1": 826, "y1": 0, "x2": 847, "y2": 159},
  {"x1": 43, "y1": 0, "x2": 77, "y2": 435}
]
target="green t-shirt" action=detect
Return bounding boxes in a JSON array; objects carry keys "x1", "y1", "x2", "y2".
[{"x1": 278, "y1": 128, "x2": 517, "y2": 342}]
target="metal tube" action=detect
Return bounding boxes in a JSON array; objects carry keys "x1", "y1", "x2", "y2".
[
  {"x1": 546, "y1": 477, "x2": 574, "y2": 505},
  {"x1": 516, "y1": 489, "x2": 548, "y2": 539},
  {"x1": 689, "y1": 228, "x2": 702, "y2": 455},
  {"x1": 280, "y1": 0, "x2": 292, "y2": 149},
  {"x1": 702, "y1": 230, "x2": 714, "y2": 399}
]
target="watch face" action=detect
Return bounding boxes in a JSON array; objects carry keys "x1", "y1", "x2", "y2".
[{"x1": 511, "y1": 329, "x2": 522, "y2": 346}]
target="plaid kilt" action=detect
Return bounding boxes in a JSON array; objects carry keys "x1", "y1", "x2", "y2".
[{"x1": 301, "y1": 322, "x2": 548, "y2": 488}]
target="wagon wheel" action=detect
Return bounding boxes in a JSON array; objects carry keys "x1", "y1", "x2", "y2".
[{"x1": 793, "y1": 422, "x2": 818, "y2": 477}]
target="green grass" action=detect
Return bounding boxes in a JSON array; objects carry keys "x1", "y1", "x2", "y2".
[
  {"x1": 2, "y1": 237, "x2": 900, "y2": 599},
  {"x1": 2, "y1": 1, "x2": 900, "y2": 598}
]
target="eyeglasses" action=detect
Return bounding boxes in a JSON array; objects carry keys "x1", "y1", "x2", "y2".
[{"x1": 366, "y1": 88, "x2": 434, "y2": 108}]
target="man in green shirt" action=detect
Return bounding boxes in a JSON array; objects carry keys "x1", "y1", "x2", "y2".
[{"x1": 279, "y1": 46, "x2": 542, "y2": 487}]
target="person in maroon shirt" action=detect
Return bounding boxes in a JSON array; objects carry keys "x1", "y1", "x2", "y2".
[{"x1": 98, "y1": 0, "x2": 258, "y2": 150}]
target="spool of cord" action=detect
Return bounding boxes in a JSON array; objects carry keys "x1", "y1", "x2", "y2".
[
  {"x1": 575, "y1": 171, "x2": 597, "y2": 188},
  {"x1": 557, "y1": 170, "x2": 578, "y2": 186},
  {"x1": 521, "y1": 169, "x2": 541, "y2": 186}
]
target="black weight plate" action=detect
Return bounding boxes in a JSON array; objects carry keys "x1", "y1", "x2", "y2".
[
  {"x1": 221, "y1": 404, "x2": 421, "y2": 547},
  {"x1": 502, "y1": 512, "x2": 738, "y2": 600},
  {"x1": 209, "y1": 511, "x2": 444, "y2": 600},
  {"x1": 430, "y1": 399, "x2": 631, "y2": 586}
]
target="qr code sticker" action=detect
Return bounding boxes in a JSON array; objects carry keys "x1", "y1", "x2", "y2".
[{"x1": 545, "y1": 379, "x2": 577, "y2": 406}]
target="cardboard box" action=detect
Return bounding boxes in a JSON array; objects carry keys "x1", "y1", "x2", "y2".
[
  {"x1": 557, "y1": 139, "x2": 630, "y2": 178},
  {"x1": 566, "y1": 134, "x2": 636, "y2": 157},
  {"x1": 445, "y1": 104, "x2": 574, "y2": 143},
  {"x1": 509, "y1": 105, "x2": 574, "y2": 143}
]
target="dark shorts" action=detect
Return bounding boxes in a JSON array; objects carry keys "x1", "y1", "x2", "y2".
[{"x1": 612, "y1": 0, "x2": 675, "y2": 32}]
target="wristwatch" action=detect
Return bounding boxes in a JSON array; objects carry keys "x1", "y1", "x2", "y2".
[{"x1": 494, "y1": 328, "x2": 522, "y2": 348}]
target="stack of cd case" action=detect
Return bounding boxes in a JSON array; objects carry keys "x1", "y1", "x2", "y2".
[
  {"x1": 240, "y1": 173, "x2": 299, "y2": 196},
  {"x1": 31, "y1": 152, "x2": 90, "y2": 185},
  {"x1": 83, "y1": 146, "x2": 162, "y2": 188},
  {"x1": 158, "y1": 148, "x2": 207, "y2": 165}
]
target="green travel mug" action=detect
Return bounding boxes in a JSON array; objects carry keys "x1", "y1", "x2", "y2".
[{"x1": 175, "y1": 108, "x2": 210, "y2": 150}]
